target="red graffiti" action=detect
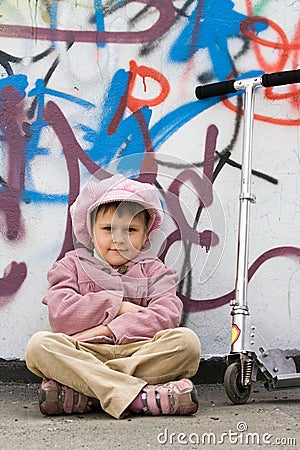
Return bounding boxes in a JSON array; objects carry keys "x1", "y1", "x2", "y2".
[
  {"x1": 240, "y1": 16, "x2": 300, "y2": 105},
  {"x1": 127, "y1": 60, "x2": 170, "y2": 112},
  {"x1": 221, "y1": 2, "x2": 300, "y2": 125},
  {"x1": 108, "y1": 60, "x2": 169, "y2": 158}
]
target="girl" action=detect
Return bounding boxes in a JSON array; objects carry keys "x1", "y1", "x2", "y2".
[{"x1": 26, "y1": 174, "x2": 201, "y2": 419}]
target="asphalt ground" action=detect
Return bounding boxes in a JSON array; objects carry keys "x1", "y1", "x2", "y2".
[{"x1": 0, "y1": 382, "x2": 299, "y2": 450}]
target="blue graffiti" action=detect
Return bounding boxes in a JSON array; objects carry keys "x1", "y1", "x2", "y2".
[
  {"x1": 94, "y1": 0, "x2": 106, "y2": 49},
  {"x1": 169, "y1": 0, "x2": 267, "y2": 80},
  {"x1": 47, "y1": 0, "x2": 105, "y2": 49},
  {"x1": 1, "y1": 68, "x2": 263, "y2": 205},
  {"x1": 150, "y1": 70, "x2": 263, "y2": 150},
  {"x1": 0, "y1": 74, "x2": 28, "y2": 97},
  {"x1": 49, "y1": 1, "x2": 58, "y2": 49},
  {"x1": 78, "y1": 67, "x2": 152, "y2": 174},
  {"x1": 0, "y1": 76, "x2": 95, "y2": 203}
]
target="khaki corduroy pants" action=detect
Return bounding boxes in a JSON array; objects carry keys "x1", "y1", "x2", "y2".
[{"x1": 26, "y1": 327, "x2": 201, "y2": 419}]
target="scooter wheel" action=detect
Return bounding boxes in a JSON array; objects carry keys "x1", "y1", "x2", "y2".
[{"x1": 224, "y1": 361, "x2": 251, "y2": 404}]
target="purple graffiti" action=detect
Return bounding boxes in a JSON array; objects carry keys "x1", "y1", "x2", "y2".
[
  {"x1": 43, "y1": 100, "x2": 111, "y2": 259},
  {"x1": 159, "y1": 124, "x2": 219, "y2": 259},
  {"x1": 1, "y1": 93, "x2": 299, "y2": 311},
  {"x1": 0, "y1": 86, "x2": 27, "y2": 303},
  {"x1": 0, "y1": 86, "x2": 26, "y2": 241},
  {"x1": 0, "y1": 0, "x2": 175, "y2": 44},
  {"x1": 0, "y1": 262, "x2": 27, "y2": 305},
  {"x1": 180, "y1": 246, "x2": 300, "y2": 312}
]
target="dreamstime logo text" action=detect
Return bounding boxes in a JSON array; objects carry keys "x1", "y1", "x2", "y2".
[{"x1": 157, "y1": 422, "x2": 297, "y2": 446}]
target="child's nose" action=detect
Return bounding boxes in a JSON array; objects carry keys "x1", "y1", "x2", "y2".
[{"x1": 112, "y1": 230, "x2": 125, "y2": 243}]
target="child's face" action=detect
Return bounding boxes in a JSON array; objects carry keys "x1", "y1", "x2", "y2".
[{"x1": 93, "y1": 206, "x2": 148, "y2": 266}]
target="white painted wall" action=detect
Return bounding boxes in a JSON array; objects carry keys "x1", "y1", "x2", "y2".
[{"x1": 0, "y1": 0, "x2": 299, "y2": 360}]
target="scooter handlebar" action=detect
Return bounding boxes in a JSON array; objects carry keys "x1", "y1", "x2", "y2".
[
  {"x1": 195, "y1": 69, "x2": 300, "y2": 99},
  {"x1": 195, "y1": 80, "x2": 236, "y2": 100},
  {"x1": 261, "y1": 69, "x2": 300, "y2": 87}
]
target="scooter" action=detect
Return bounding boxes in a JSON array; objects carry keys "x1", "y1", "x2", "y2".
[{"x1": 195, "y1": 68, "x2": 300, "y2": 403}]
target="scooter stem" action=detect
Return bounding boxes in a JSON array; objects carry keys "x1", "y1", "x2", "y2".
[{"x1": 232, "y1": 78, "x2": 261, "y2": 310}]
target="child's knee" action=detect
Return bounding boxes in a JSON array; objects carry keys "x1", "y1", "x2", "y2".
[
  {"x1": 166, "y1": 327, "x2": 201, "y2": 377},
  {"x1": 176, "y1": 327, "x2": 201, "y2": 359},
  {"x1": 159, "y1": 327, "x2": 201, "y2": 362},
  {"x1": 26, "y1": 331, "x2": 52, "y2": 364}
]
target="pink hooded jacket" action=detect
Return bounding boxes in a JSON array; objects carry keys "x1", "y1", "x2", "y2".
[{"x1": 43, "y1": 175, "x2": 183, "y2": 344}]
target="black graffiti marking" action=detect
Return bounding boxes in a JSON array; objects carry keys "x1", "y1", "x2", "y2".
[
  {"x1": 0, "y1": 175, "x2": 7, "y2": 186},
  {"x1": 27, "y1": 41, "x2": 74, "y2": 120},
  {"x1": 232, "y1": 35, "x2": 250, "y2": 60},
  {"x1": 219, "y1": 152, "x2": 278, "y2": 184},
  {"x1": 0, "y1": 50, "x2": 22, "y2": 76}
]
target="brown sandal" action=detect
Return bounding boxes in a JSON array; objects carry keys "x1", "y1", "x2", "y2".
[{"x1": 38, "y1": 379, "x2": 100, "y2": 415}]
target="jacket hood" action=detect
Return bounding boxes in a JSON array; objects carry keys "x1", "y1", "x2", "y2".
[{"x1": 70, "y1": 174, "x2": 164, "y2": 249}]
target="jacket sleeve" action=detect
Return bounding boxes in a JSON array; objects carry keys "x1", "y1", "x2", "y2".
[
  {"x1": 43, "y1": 257, "x2": 123, "y2": 335},
  {"x1": 108, "y1": 260, "x2": 183, "y2": 344}
]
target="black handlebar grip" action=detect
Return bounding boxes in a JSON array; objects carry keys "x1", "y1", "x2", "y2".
[
  {"x1": 262, "y1": 69, "x2": 300, "y2": 87},
  {"x1": 195, "y1": 79, "x2": 236, "y2": 99}
]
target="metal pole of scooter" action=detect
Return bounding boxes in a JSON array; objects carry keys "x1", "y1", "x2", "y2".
[{"x1": 231, "y1": 78, "x2": 262, "y2": 355}]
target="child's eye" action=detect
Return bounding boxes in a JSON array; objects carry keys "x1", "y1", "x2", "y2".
[
  {"x1": 127, "y1": 227, "x2": 137, "y2": 233},
  {"x1": 103, "y1": 226, "x2": 112, "y2": 231}
]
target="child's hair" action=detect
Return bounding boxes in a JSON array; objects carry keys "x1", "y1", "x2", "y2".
[{"x1": 96, "y1": 201, "x2": 151, "y2": 230}]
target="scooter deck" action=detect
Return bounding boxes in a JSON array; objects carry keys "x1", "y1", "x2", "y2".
[{"x1": 271, "y1": 373, "x2": 300, "y2": 389}]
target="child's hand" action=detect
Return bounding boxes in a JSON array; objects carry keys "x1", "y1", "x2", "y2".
[
  {"x1": 118, "y1": 301, "x2": 143, "y2": 315},
  {"x1": 72, "y1": 324, "x2": 113, "y2": 341}
]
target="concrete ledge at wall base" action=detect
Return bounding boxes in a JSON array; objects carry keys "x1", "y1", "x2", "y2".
[
  {"x1": 0, "y1": 357, "x2": 227, "y2": 384},
  {"x1": 1, "y1": 356, "x2": 299, "y2": 385}
]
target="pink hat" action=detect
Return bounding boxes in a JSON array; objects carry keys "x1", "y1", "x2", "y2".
[{"x1": 70, "y1": 174, "x2": 163, "y2": 249}]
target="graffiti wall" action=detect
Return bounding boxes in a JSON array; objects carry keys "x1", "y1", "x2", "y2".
[{"x1": 0, "y1": 0, "x2": 299, "y2": 361}]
